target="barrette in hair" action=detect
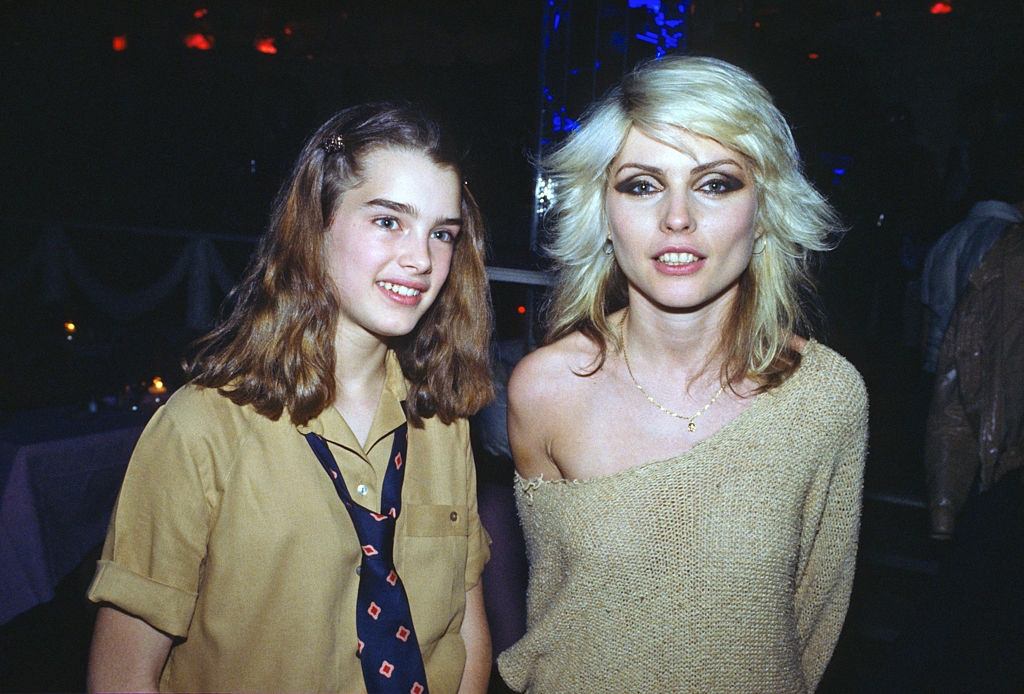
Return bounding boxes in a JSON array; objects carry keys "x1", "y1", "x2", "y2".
[{"x1": 320, "y1": 134, "x2": 345, "y2": 154}]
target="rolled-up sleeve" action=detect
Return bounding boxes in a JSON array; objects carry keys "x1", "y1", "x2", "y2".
[{"x1": 87, "y1": 404, "x2": 214, "y2": 638}]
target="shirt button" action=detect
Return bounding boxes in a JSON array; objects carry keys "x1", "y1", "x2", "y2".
[
  {"x1": 355, "y1": 566, "x2": 361, "y2": 575},
  {"x1": 356, "y1": 484, "x2": 369, "y2": 496},
  {"x1": 449, "y1": 511, "x2": 459, "y2": 522}
]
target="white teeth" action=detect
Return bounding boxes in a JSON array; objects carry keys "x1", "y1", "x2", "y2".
[
  {"x1": 657, "y1": 252, "x2": 699, "y2": 264},
  {"x1": 378, "y1": 281, "x2": 421, "y2": 297}
]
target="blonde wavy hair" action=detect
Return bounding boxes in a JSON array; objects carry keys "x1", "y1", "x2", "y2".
[{"x1": 544, "y1": 55, "x2": 841, "y2": 390}]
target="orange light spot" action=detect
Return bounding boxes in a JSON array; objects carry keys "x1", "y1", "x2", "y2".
[
  {"x1": 183, "y1": 33, "x2": 214, "y2": 50},
  {"x1": 148, "y1": 376, "x2": 167, "y2": 395},
  {"x1": 112, "y1": 35, "x2": 127, "y2": 52},
  {"x1": 874, "y1": 9, "x2": 882, "y2": 17},
  {"x1": 283, "y1": 23, "x2": 295, "y2": 36},
  {"x1": 64, "y1": 321, "x2": 76, "y2": 334},
  {"x1": 193, "y1": 8, "x2": 208, "y2": 19},
  {"x1": 807, "y1": 52, "x2": 820, "y2": 60},
  {"x1": 753, "y1": 20, "x2": 761, "y2": 29},
  {"x1": 929, "y1": 2, "x2": 952, "y2": 14},
  {"x1": 516, "y1": 305, "x2": 527, "y2": 315},
  {"x1": 254, "y1": 36, "x2": 278, "y2": 55}
]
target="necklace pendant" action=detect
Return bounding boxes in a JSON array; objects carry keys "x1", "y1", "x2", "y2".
[{"x1": 687, "y1": 421, "x2": 697, "y2": 433}]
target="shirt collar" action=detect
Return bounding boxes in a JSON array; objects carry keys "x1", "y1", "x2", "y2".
[{"x1": 296, "y1": 350, "x2": 408, "y2": 456}]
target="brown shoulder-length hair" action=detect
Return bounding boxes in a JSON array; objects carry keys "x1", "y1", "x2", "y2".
[{"x1": 187, "y1": 102, "x2": 494, "y2": 426}]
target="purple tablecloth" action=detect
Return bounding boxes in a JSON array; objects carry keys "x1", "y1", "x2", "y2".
[{"x1": 0, "y1": 407, "x2": 149, "y2": 625}]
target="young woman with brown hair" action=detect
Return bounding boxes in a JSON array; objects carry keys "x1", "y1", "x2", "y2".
[{"x1": 87, "y1": 102, "x2": 494, "y2": 694}]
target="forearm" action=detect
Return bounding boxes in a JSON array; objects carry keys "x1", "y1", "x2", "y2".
[
  {"x1": 458, "y1": 582, "x2": 491, "y2": 694},
  {"x1": 88, "y1": 606, "x2": 173, "y2": 693}
]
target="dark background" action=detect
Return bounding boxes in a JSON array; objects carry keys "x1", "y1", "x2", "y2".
[{"x1": 2, "y1": 1, "x2": 1023, "y2": 691}]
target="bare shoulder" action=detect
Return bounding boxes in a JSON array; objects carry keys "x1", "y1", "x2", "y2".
[
  {"x1": 508, "y1": 332, "x2": 601, "y2": 405},
  {"x1": 507, "y1": 331, "x2": 602, "y2": 478}
]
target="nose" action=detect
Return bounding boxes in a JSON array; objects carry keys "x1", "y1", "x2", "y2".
[
  {"x1": 661, "y1": 190, "x2": 691, "y2": 233},
  {"x1": 398, "y1": 231, "x2": 432, "y2": 274}
]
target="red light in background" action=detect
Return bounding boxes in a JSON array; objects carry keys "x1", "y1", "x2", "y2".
[
  {"x1": 283, "y1": 23, "x2": 295, "y2": 36},
  {"x1": 112, "y1": 35, "x2": 127, "y2": 52},
  {"x1": 874, "y1": 10, "x2": 882, "y2": 17},
  {"x1": 254, "y1": 36, "x2": 278, "y2": 55},
  {"x1": 183, "y1": 33, "x2": 214, "y2": 50},
  {"x1": 807, "y1": 52, "x2": 820, "y2": 60},
  {"x1": 753, "y1": 20, "x2": 762, "y2": 29},
  {"x1": 193, "y1": 8, "x2": 208, "y2": 19},
  {"x1": 516, "y1": 305, "x2": 527, "y2": 315},
  {"x1": 929, "y1": 2, "x2": 953, "y2": 14}
]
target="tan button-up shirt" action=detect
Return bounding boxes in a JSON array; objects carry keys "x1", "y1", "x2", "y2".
[{"x1": 89, "y1": 353, "x2": 490, "y2": 692}]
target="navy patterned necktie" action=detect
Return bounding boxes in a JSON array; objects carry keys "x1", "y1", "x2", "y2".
[{"x1": 304, "y1": 424, "x2": 430, "y2": 694}]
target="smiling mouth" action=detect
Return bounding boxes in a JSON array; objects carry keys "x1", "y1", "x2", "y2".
[
  {"x1": 656, "y1": 251, "x2": 701, "y2": 265},
  {"x1": 377, "y1": 281, "x2": 422, "y2": 297}
]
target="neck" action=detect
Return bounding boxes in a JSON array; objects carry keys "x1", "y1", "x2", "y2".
[
  {"x1": 333, "y1": 324, "x2": 389, "y2": 399},
  {"x1": 622, "y1": 291, "x2": 734, "y2": 380}
]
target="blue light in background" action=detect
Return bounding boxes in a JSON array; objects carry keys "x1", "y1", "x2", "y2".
[{"x1": 631, "y1": 1, "x2": 686, "y2": 56}]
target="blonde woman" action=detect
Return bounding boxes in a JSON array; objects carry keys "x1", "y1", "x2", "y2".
[{"x1": 497, "y1": 56, "x2": 867, "y2": 693}]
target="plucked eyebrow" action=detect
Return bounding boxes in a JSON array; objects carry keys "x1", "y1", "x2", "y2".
[
  {"x1": 612, "y1": 158, "x2": 744, "y2": 177},
  {"x1": 364, "y1": 198, "x2": 462, "y2": 228}
]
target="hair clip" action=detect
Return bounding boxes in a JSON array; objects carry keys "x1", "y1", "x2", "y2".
[{"x1": 320, "y1": 134, "x2": 345, "y2": 155}]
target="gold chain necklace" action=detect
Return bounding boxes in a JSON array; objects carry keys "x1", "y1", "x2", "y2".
[{"x1": 620, "y1": 313, "x2": 725, "y2": 433}]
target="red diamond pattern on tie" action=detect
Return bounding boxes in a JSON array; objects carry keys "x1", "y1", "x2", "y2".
[{"x1": 304, "y1": 426, "x2": 429, "y2": 692}]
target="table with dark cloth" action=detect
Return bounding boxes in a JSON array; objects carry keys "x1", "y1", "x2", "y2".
[{"x1": 0, "y1": 406, "x2": 150, "y2": 625}]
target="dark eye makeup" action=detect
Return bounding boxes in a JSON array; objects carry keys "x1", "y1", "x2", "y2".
[
  {"x1": 613, "y1": 178, "x2": 661, "y2": 196},
  {"x1": 698, "y1": 174, "x2": 745, "y2": 195}
]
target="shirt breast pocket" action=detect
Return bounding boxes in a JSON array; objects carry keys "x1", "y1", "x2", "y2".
[{"x1": 397, "y1": 504, "x2": 470, "y2": 641}]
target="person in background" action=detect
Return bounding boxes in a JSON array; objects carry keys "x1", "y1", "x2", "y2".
[
  {"x1": 920, "y1": 199, "x2": 1022, "y2": 375},
  {"x1": 86, "y1": 102, "x2": 494, "y2": 693},
  {"x1": 497, "y1": 56, "x2": 867, "y2": 693},
  {"x1": 887, "y1": 147, "x2": 1023, "y2": 689},
  {"x1": 923, "y1": 152, "x2": 1024, "y2": 535},
  {"x1": 890, "y1": 149, "x2": 1024, "y2": 692}
]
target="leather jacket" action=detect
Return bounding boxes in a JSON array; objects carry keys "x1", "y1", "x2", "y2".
[{"x1": 925, "y1": 224, "x2": 1024, "y2": 536}]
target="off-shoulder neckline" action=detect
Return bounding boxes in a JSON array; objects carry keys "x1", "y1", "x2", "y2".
[{"x1": 515, "y1": 338, "x2": 822, "y2": 490}]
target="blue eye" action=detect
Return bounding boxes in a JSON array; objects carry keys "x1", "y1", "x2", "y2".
[
  {"x1": 699, "y1": 175, "x2": 743, "y2": 195},
  {"x1": 431, "y1": 229, "x2": 457, "y2": 243},
  {"x1": 374, "y1": 216, "x2": 400, "y2": 230}
]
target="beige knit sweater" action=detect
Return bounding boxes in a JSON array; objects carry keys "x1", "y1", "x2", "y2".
[{"x1": 497, "y1": 341, "x2": 868, "y2": 693}]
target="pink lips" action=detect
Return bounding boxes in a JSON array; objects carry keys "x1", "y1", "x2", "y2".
[
  {"x1": 377, "y1": 279, "x2": 428, "y2": 306},
  {"x1": 653, "y1": 246, "x2": 706, "y2": 276}
]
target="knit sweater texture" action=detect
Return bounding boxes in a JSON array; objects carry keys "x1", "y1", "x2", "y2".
[{"x1": 497, "y1": 341, "x2": 868, "y2": 693}]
